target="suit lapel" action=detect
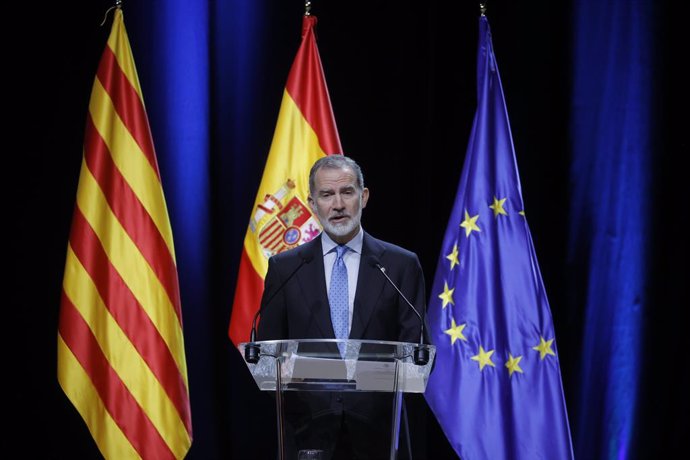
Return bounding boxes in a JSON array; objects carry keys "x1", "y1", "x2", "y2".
[{"x1": 350, "y1": 232, "x2": 387, "y2": 339}]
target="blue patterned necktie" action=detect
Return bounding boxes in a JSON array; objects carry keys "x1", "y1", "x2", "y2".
[{"x1": 329, "y1": 245, "x2": 349, "y2": 356}]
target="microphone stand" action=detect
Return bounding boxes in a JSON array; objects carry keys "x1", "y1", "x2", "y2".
[
  {"x1": 374, "y1": 263, "x2": 429, "y2": 366},
  {"x1": 244, "y1": 253, "x2": 313, "y2": 364}
]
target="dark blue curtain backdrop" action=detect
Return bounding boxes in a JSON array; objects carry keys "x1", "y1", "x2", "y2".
[
  {"x1": 569, "y1": 2, "x2": 653, "y2": 458},
  {"x1": 12, "y1": 0, "x2": 685, "y2": 459}
]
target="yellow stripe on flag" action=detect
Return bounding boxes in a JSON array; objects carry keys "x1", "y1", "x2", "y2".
[
  {"x1": 244, "y1": 90, "x2": 327, "y2": 274},
  {"x1": 88, "y1": 79, "x2": 176, "y2": 258},
  {"x1": 107, "y1": 15, "x2": 144, "y2": 100},
  {"x1": 62, "y1": 247, "x2": 190, "y2": 458},
  {"x1": 228, "y1": 15, "x2": 342, "y2": 345},
  {"x1": 57, "y1": 335, "x2": 141, "y2": 459},
  {"x1": 75, "y1": 163, "x2": 188, "y2": 381}
]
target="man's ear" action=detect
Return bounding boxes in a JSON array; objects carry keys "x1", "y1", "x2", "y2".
[
  {"x1": 361, "y1": 188, "x2": 370, "y2": 208},
  {"x1": 308, "y1": 195, "x2": 315, "y2": 212}
]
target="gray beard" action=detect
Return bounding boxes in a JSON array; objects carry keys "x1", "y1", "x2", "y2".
[{"x1": 319, "y1": 208, "x2": 362, "y2": 238}]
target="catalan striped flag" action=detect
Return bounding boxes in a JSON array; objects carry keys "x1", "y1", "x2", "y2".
[
  {"x1": 228, "y1": 14, "x2": 342, "y2": 345},
  {"x1": 57, "y1": 9, "x2": 192, "y2": 459},
  {"x1": 424, "y1": 14, "x2": 573, "y2": 459}
]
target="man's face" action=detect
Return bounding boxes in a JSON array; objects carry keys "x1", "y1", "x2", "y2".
[{"x1": 309, "y1": 166, "x2": 369, "y2": 244}]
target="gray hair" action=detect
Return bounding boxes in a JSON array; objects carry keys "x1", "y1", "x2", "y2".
[{"x1": 308, "y1": 155, "x2": 365, "y2": 195}]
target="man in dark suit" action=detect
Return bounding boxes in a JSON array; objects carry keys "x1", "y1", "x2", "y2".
[{"x1": 258, "y1": 155, "x2": 426, "y2": 459}]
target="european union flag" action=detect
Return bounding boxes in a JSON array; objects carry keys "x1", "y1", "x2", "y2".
[{"x1": 424, "y1": 14, "x2": 574, "y2": 460}]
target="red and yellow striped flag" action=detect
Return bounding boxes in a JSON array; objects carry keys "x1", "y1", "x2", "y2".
[
  {"x1": 228, "y1": 15, "x2": 342, "y2": 344},
  {"x1": 57, "y1": 9, "x2": 192, "y2": 459}
]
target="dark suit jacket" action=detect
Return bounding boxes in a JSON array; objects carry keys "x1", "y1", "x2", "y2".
[
  {"x1": 257, "y1": 231, "x2": 425, "y2": 343},
  {"x1": 257, "y1": 231, "x2": 426, "y2": 458}
]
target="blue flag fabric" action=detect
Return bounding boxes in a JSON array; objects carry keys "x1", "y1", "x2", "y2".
[{"x1": 424, "y1": 15, "x2": 574, "y2": 460}]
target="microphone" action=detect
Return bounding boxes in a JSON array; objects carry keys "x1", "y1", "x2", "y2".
[
  {"x1": 244, "y1": 252, "x2": 314, "y2": 363},
  {"x1": 368, "y1": 256, "x2": 429, "y2": 365}
]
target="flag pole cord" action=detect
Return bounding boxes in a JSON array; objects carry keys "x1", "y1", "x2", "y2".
[{"x1": 100, "y1": 0, "x2": 122, "y2": 27}]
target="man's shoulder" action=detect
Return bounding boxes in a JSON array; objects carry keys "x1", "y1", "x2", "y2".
[{"x1": 364, "y1": 232, "x2": 419, "y2": 261}]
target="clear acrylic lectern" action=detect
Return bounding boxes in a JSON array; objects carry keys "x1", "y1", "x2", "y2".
[{"x1": 238, "y1": 339, "x2": 435, "y2": 460}]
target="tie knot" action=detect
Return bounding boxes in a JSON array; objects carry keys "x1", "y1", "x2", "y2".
[{"x1": 335, "y1": 245, "x2": 348, "y2": 259}]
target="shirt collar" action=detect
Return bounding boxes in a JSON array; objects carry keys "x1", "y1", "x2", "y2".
[{"x1": 321, "y1": 227, "x2": 364, "y2": 256}]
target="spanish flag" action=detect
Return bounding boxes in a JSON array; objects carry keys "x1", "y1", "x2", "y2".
[
  {"x1": 57, "y1": 9, "x2": 192, "y2": 459},
  {"x1": 228, "y1": 15, "x2": 342, "y2": 345}
]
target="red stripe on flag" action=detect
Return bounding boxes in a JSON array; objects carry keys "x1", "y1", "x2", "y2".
[
  {"x1": 229, "y1": 250, "x2": 265, "y2": 344},
  {"x1": 285, "y1": 16, "x2": 342, "y2": 155},
  {"x1": 58, "y1": 292, "x2": 177, "y2": 460},
  {"x1": 69, "y1": 208, "x2": 192, "y2": 433},
  {"x1": 83, "y1": 114, "x2": 183, "y2": 325},
  {"x1": 96, "y1": 45, "x2": 159, "y2": 177}
]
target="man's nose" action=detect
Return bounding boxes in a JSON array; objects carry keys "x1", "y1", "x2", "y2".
[{"x1": 332, "y1": 193, "x2": 345, "y2": 209}]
